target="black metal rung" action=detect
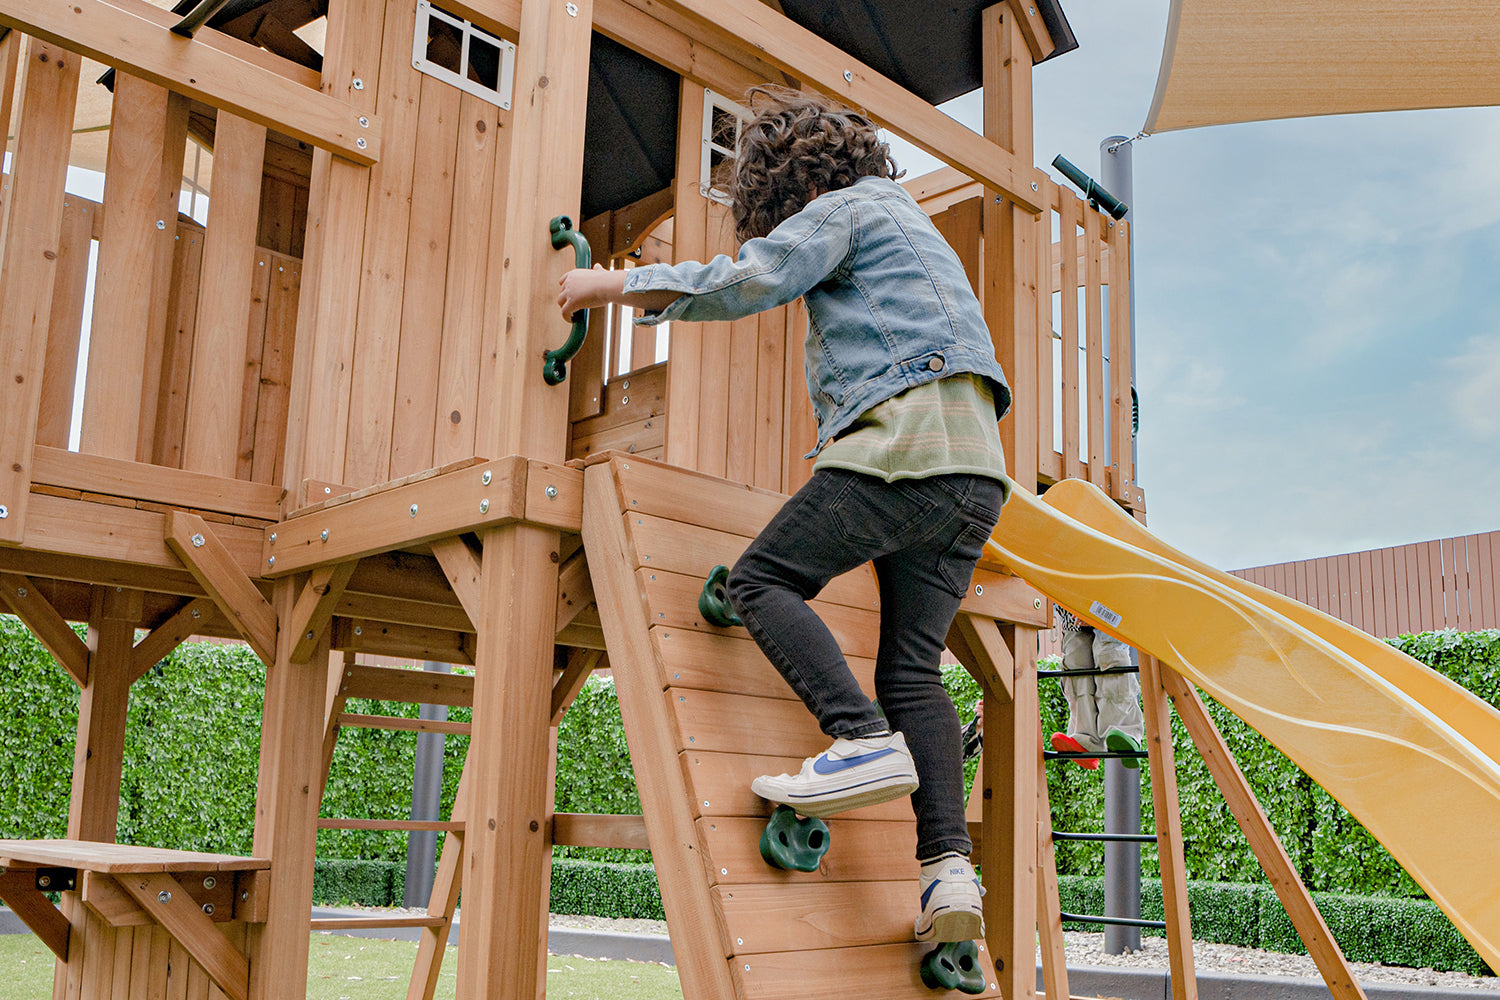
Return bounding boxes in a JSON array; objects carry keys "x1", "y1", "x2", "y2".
[
  {"x1": 1037, "y1": 666, "x2": 1140, "y2": 679},
  {"x1": 1051, "y1": 831, "x2": 1156, "y2": 843},
  {"x1": 1058, "y1": 912, "x2": 1168, "y2": 930},
  {"x1": 1043, "y1": 750, "x2": 1148, "y2": 761}
]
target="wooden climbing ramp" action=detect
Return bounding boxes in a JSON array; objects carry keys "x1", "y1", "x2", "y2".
[{"x1": 582, "y1": 452, "x2": 1049, "y2": 1000}]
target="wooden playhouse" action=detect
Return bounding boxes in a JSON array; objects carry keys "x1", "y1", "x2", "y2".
[{"x1": 0, "y1": 0, "x2": 1309, "y2": 996}]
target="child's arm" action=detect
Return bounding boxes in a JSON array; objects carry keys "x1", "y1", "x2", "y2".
[{"x1": 557, "y1": 265, "x2": 681, "y2": 320}]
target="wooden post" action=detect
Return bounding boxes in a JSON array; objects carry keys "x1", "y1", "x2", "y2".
[
  {"x1": 1139, "y1": 656, "x2": 1198, "y2": 1000},
  {"x1": 663, "y1": 80, "x2": 707, "y2": 470},
  {"x1": 246, "y1": 579, "x2": 325, "y2": 1000},
  {"x1": 68, "y1": 586, "x2": 141, "y2": 841},
  {"x1": 0, "y1": 38, "x2": 80, "y2": 545}
]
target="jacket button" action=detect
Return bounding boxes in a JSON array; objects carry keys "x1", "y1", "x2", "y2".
[{"x1": 926, "y1": 356, "x2": 945, "y2": 372}]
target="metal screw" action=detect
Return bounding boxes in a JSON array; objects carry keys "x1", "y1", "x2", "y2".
[
  {"x1": 565, "y1": 1, "x2": 577, "y2": 13},
  {"x1": 352, "y1": 77, "x2": 364, "y2": 90},
  {"x1": 191, "y1": 533, "x2": 205, "y2": 547},
  {"x1": 16, "y1": 587, "x2": 26, "y2": 599},
  {"x1": 269, "y1": 532, "x2": 277, "y2": 543},
  {"x1": 721, "y1": 868, "x2": 728, "y2": 875},
  {"x1": 320, "y1": 529, "x2": 329, "y2": 541},
  {"x1": 410, "y1": 504, "x2": 419, "y2": 517},
  {"x1": 267, "y1": 556, "x2": 276, "y2": 567},
  {"x1": 156, "y1": 220, "x2": 166, "y2": 230},
  {"x1": 1031, "y1": 181, "x2": 1039, "y2": 191},
  {"x1": 305, "y1": 630, "x2": 314, "y2": 640},
  {"x1": 843, "y1": 69, "x2": 852, "y2": 82},
  {"x1": 353, "y1": 625, "x2": 363, "y2": 636},
  {"x1": 1034, "y1": 598, "x2": 1043, "y2": 610},
  {"x1": 622, "y1": 380, "x2": 630, "y2": 389},
  {"x1": 479, "y1": 499, "x2": 490, "y2": 514},
  {"x1": 203, "y1": 876, "x2": 216, "y2": 889},
  {"x1": 545, "y1": 485, "x2": 558, "y2": 499},
  {"x1": 358, "y1": 116, "x2": 369, "y2": 128},
  {"x1": 482, "y1": 470, "x2": 492, "y2": 485},
  {"x1": 975, "y1": 584, "x2": 984, "y2": 596},
  {"x1": 190, "y1": 608, "x2": 201, "y2": 619},
  {"x1": 0, "y1": 506, "x2": 8, "y2": 519},
  {"x1": 158, "y1": 890, "x2": 171, "y2": 904},
  {"x1": 356, "y1": 137, "x2": 367, "y2": 150},
  {"x1": 37, "y1": 875, "x2": 50, "y2": 888},
  {"x1": 202, "y1": 903, "x2": 215, "y2": 915},
  {"x1": 620, "y1": 395, "x2": 629, "y2": 405}
]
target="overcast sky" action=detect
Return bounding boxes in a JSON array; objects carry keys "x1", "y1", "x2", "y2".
[{"x1": 890, "y1": 2, "x2": 1500, "y2": 571}]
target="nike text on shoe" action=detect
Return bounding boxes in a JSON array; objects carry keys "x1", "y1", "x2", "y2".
[
  {"x1": 750, "y1": 731, "x2": 918, "y2": 818},
  {"x1": 915, "y1": 852, "x2": 985, "y2": 942}
]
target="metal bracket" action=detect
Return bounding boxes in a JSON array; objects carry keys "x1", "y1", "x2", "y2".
[{"x1": 34, "y1": 867, "x2": 77, "y2": 892}]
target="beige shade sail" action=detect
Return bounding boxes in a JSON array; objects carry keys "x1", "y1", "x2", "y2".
[{"x1": 1145, "y1": 0, "x2": 1500, "y2": 133}]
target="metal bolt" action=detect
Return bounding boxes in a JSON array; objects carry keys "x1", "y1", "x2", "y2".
[
  {"x1": 410, "y1": 504, "x2": 419, "y2": 517},
  {"x1": 843, "y1": 69, "x2": 852, "y2": 82},
  {"x1": 974, "y1": 584, "x2": 984, "y2": 596},
  {"x1": 353, "y1": 625, "x2": 363, "y2": 636},
  {"x1": 356, "y1": 137, "x2": 367, "y2": 150},
  {"x1": 358, "y1": 116, "x2": 369, "y2": 128},
  {"x1": 267, "y1": 556, "x2": 276, "y2": 567},
  {"x1": 352, "y1": 77, "x2": 364, "y2": 90},
  {"x1": 269, "y1": 532, "x2": 277, "y2": 543},
  {"x1": 201, "y1": 903, "x2": 215, "y2": 915},
  {"x1": 620, "y1": 395, "x2": 629, "y2": 405},
  {"x1": 479, "y1": 499, "x2": 490, "y2": 514},
  {"x1": 191, "y1": 533, "x2": 205, "y2": 547},
  {"x1": 482, "y1": 470, "x2": 492, "y2": 485},
  {"x1": 565, "y1": 1, "x2": 577, "y2": 13},
  {"x1": 545, "y1": 485, "x2": 558, "y2": 499},
  {"x1": 305, "y1": 630, "x2": 314, "y2": 640},
  {"x1": 721, "y1": 868, "x2": 728, "y2": 875},
  {"x1": 320, "y1": 529, "x2": 329, "y2": 541},
  {"x1": 622, "y1": 380, "x2": 630, "y2": 389},
  {"x1": 0, "y1": 506, "x2": 7, "y2": 519},
  {"x1": 37, "y1": 875, "x2": 50, "y2": 888},
  {"x1": 155, "y1": 219, "x2": 166, "y2": 230},
  {"x1": 1034, "y1": 597, "x2": 1043, "y2": 610},
  {"x1": 203, "y1": 876, "x2": 216, "y2": 889},
  {"x1": 158, "y1": 890, "x2": 171, "y2": 904},
  {"x1": 1031, "y1": 181, "x2": 1039, "y2": 191},
  {"x1": 190, "y1": 608, "x2": 201, "y2": 619},
  {"x1": 16, "y1": 587, "x2": 26, "y2": 599},
  {"x1": 737, "y1": 937, "x2": 743, "y2": 945}
]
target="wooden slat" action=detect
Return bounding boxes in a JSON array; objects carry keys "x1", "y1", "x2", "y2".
[
  {"x1": 19, "y1": 492, "x2": 264, "y2": 576},
  {"x1": 150, "y1": 222, "x2": 206, "y2": 469},
  {"x1": 718, "y1": 881, "x2": 928, "y2": 954},
  {"x1": 118, "y1": 873, "x2": 248, "y2": 1000},
  {"x1": 1140, "y1": 657, "x2": 1198, "y2": 1000},
  {"x1": 0, "y1": 0, "x2": 377, "y2": 164},
  {"x1": 316, "y1": 818, "x2": 465, "y2": 831},
  {"x1": 182, "y1": 113, "x2": 266, "y2": 477},
  {"x1": 32, "y1": 446, "x2": 284, "y2": 521},
  {"x1": 0, "y1": 32, "x2": 17, "y2": 221},
  {"x1": 678, "y1": 749, "x2": 913, "y2": 822},
  {"x1": 310, "y1": 914, "x2": 445, "y2": 930},
  {"x1": 0, "y1": 571, "x2": 90, "y2": 683},
  {"x1": 0, "y1": 841, "x2": 266, "y2": 874},
  {"x1": 36, "y1": 196, "x2": 95, "y2": 449},
  {"x1": 696, "y1": 201, "x2": 734, "y2": 479},
  {"x1": 287, "y1": 561, "x2": 358, "y2": 662},
  {"x1": 723, "y1": 312, "x2": 759, "y2": 485},
  {"x1": 235, "y1": 252, "x2": 276, "y2": 481},
  {"x1": 1057, "y1": 190, "x2": 1081, "y2": 482},
  {"x1": 700, "y1": 816, "x2": 918, "y2": 885},
  {"x1": 1083, "y1": 207, "x2": 1106, "y2": 486},
  {"x1": 1107, "y1": 217, "x2": 1136, "y2": 505},
  {"x1": 331, "y1": 618, "x2": 474, "y2": 664},
  {"x1": 0, "y1": 869, "x2": 69, "y2": 958},
  {"x1": 339, "y1": 662, "x2": 476, "y2": 707},
  {"x1": 663, "y1": 81, "x2": 708, "y2": 469},
  {"x1": 0, "y1": 37, "x2": 80, "y2": 544},
  {"x1": 335, "y1": 712, "x2": 472, "y2": 736},
  {"x1": 163, "y1": 512, "x2": 276, "y2": 665},
  {"x1": 654, "y1": 625, "x2": 871, "y2": 701},
  {"x1": 751, "y1": 308, "x2": 788, "y2": 492},
  {"x1": 248, "y1": 253, "x2": 301, "y2": 484},
  {"x1": 551, "y1": 813, "x2": 650, "y2": 850},
  {"x1": 732, "y1": 940, "x2": 1001, "y2": 1000},
  {"x1": 671, "y1": 688, "x2": 836, "y2": 759}
]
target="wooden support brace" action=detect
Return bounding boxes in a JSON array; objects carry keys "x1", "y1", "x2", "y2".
[
  {"x1": 164, "y1": 511, "x2": 276, "y2": 665},
  {"x1": 554, "y1": 549, "x2": 595, "y2": 634},
  {"x1": 0, "y1": 572, "x2": 89, "y2": 684},
  {"x1": 408, "y1": 770, "x2": 468, "y2": 1000},
  {"x1": 1140, "y1": 655, "x2": 1198, "y2": 1000},
  {"x1": 1003, "y1": 0, "x2": 1056, "y2": 63},
  {"x1": 949, "y1": 612, "x2": 1015, "y2": 701},
  {"x1": 1034, "y1": 728, "x2": 1069, "y2": 1000},
  {"x1": 430, "y1": 535, "x2": 483, "y2": 622},
  {"x1": 1159, "y1": 664, "x2": 1367, "y2": 1000},
  {"x1": 550, "y1": 648, "x2": 603, "y2": 724},
  {"x1": 131, "y1": 597, "x2": 217, "y2": 683},
  {"x1": 287, "y1": 561, "x2": 358, "y2": 662},
  {"x1": 0, "y1": 869, "x2": 69, "y2": 959},
  {"x1": 118, "y1": 871, "x2": 249, "y2": 1000}
]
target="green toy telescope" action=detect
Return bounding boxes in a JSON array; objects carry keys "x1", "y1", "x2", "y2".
[{"x1": 1051, "y1": 155, "x2": 1129, "y2": 220}]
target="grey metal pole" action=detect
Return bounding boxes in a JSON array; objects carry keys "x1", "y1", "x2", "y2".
[
  {"x1": 1099, "y1": 135, "x2": 1142, "y2": 954},
  {"x1": 403, "y1": 660, "x2": 451, "y2": 907}
]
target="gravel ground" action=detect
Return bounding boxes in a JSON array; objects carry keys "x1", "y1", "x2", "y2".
[{"x1": 547, "y1": 914, "x2": 1500, "y2": 991}]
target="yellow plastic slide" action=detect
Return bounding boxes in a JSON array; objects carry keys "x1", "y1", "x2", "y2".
[{"x1": 985, "y1": 480, "x2": 1500, "y2": 972}]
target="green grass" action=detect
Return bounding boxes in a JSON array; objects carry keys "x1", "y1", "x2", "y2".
[{"x1": 0, "y1": 933, "x2": 684, "y2": 1000}]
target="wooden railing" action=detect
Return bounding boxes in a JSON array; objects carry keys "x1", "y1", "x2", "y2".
[{"x1": 1232, "y1": 530, "x2": 1500, "y2": 638}]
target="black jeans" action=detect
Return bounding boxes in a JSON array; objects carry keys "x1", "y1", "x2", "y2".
[{"x1": 727, "y1": 468, "x2": 1006, "y2": 859}]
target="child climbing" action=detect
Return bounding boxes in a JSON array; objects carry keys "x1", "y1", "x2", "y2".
[
  {"x1": 1050, "y1": 604, "x2": 1144, "y2": 769},
  {"x1": 558, "y1": 85, "x2": 1011, "y2": 944}
]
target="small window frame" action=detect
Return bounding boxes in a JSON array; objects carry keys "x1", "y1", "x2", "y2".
[
  {"x1": 700, "y1": 90, "x2": 750, "y2": 206},
  {"x1": 412, "y1": 0, "x2": 517, "y2": 111}
]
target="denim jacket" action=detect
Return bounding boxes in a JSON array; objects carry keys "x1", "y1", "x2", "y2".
[{"x1": 623, "y1": 176, "x2": 1011, "y2": 457}]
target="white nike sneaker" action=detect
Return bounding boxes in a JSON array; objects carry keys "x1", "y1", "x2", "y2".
[
  {"x1": 750, "y1": 731, "x2": 918, "y2": 817},
  {"x1": 915, "y1": 852, "x2": 986, "y2": 942}
]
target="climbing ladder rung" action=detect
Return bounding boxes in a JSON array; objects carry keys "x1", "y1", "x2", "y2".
[
  {"x1": 316, "y1": 818, "x2": 465, "y2": 832},
  {"x1": 1037, "y1": 665, "x2": 1141, "y2": 678},
  {"x1": 311, "y1": 914, "x2": 447, "y2": 930},
  {"x1": 1043, "y1": 749, "x2": 1147, "y2": 761},
  {"x1": 336, "y1": 713, "x2": 472, "y2": 736},
  {"x1": 1058, "y1": 911, "x2": 1168, "y2": 930},
  {"x1": 1051, "y1": 830, "x2": 1156, "y2": 843}
]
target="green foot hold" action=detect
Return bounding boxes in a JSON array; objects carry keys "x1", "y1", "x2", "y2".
[
  {"x1": 698, "y1": 564, "x2": 741, "y2": 627},
  {"x1": 758, "y1": 805, "x2": 829, "y2": 872},
  {"x1": 919, "y1": 940, "x2": 985, "y2": 995}
]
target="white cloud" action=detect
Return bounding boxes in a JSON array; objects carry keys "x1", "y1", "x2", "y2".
[{"x1": 1445, "y1": 334, "x2": 1500, "y2": 439}]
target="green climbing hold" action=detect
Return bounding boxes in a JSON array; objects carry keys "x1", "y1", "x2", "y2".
[
  {"x1": 699, "y1": 564, "x2": 741, "y2": 628},
  {"x1": 758, "y1": 805, "x2": 830, "y2": 872},
  {"x1": 919, "y1": 940, "x2": 986, "y2": 995}
]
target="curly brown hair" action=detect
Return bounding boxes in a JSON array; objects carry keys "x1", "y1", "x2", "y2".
[{"x1": 726, "y1": 86, "x2": 902, "y2": 243}]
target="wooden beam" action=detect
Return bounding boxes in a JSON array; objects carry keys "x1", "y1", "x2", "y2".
[
  {"x1": 1159, "y1": 665, "x2": 1367, "y2": 1000},
  {"x1": 0, "y1": 869, "x2": 69, "y2": 959},
  {"x1": 339, "y1": 663, "x2": 475, "y2": 706},
  {"x1": 118, "y1": 872, "x2": 249, "y2": 1000},
  {"x1": 550, "y1": 648, "x2": 602, "y2": 724},
  {"x1": 164, "y1": 512, "x2": 276, "y2": 665},
  {"x1": 949, "y1": 612, "x2": 1014, "y2": 702},
  {"x1": 1004, "y1": 0, "x2": 1056, "y2": 63},
  {"x1": 1141, "y1": 657, "x2": 1200, "y2": 1000},
  {"x1": 131, "y1": 597, "x2": 217, "y2": 684},
  {"x1": 0, "y1": 572, "x2": 89, "y2": 684},
  {"x1": 32, "y1": 447, "x2": 284, "y2": 521},
  {"x1": 645, "y1": 0, "x2": 1043, "y2": 214},
  {"x1": 287, "y1": 562, "x2": 358, "y2": 662},
  {"x1": 430, "y1": 535, "x2": 483, "y2": 623},
  {"x1": 0, "y1": 38, "x2": 80, "y2": 545},
  {"x1": 554, "y1": 549, "x2": 594, "y2": 634},
  {"x1": 550, "y1": 812, "x2": 649, "y2": 850},
  {"x1": 0, "y1": 0, "x2": 379, "y2": 164},
  {"x1": 69, "y1": 588, "x2": 140, "y2": 843}
]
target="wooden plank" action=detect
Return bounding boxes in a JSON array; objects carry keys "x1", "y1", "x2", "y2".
[
  {"x1": 950, "y1": 613, "x2": 1015, "y2": 702},
  {"x1": 36, "y1": 196, "x2": 95, "y2": 449},
  {"x1": 655, "y1": 625, "x2": 870, "y2": 701},
  {"x1": 0, "y1": 31, "x2": 17, "y2": 219},
  {"x1": 69, "y1": 593, "x2": 138, "y2": 843},
  {"x1": 407, "y1": 772, "x2": 468, "y2": 1000},
  {"x1": 1006, "y1": 0, "x2": 1057, "y2": 62},
  {"x1": 550, "y1": 647, "x2": 602, "y2": 724},
  {"x1": 331, "y1": 618, "x2": 474, "y2": 664},
  {"x1": 732, "y1": 940, "x2": 1001, "y2": 999},
  {"x1": 32, "y1": 447, "x2": 283, "y2": 521},
  {"x1": 248, "y1": 253, "x2": 301, "y2": 484},
  {"x1": 131, "y1": 598, "x2": 216, "y2": 684},
  {"x1": 0, "y1": 571, "x2": 90, "y2": 683},
  {"x1": 128, "y1": 922, "x2": 154, "y2": 999},
  {"x1": 718, "y1": 881, "x2": 930, "y2": 954},
  {"x1": 679, "y1": 749, "x2": 913, "y2": 823},
  {"x1": 664, "y1": 82, "x2": 708, "y2": 470},
  {"x1": 149, "y1": 222, "x2": 207, "y2": 469},
  {"x1": 0, "y1": 37, "x2": 80, "y2": 545},
  {"x1": 339, "y1": 663, "x2": 475, "y2": 706},
  {"x1": 432, "y1": 88, "x2": 501, "y2": 466},
  {"x1": 1140, "y1": 657, "x2": 1198, "y2": 1000},
  {"x1": 1108, "y1": 217, "x2": 1137, "y2": 505},
  {"x1": 117, "y1": 874, "x2": 247, "y2": 1000},
  {"x1": 235, "y1": 254, "x2": 275, "y2": 481},
  {"x1": 701, "y1": 816, "x2": 918, "y2": 885},
  {"x1": 751, "y1": 308, "x2": 788, "y2": 492},
  {"x1": 672, "y1": 688, "x2": 842, "y2": 759},
  {"x1": 583, "y1": 461, "x2": 738, "y2": 1000},
  {"x1": 0, "y1": 869, "x2": 69, "y2": 958},
  {"x1": 286, "y1": 562, "x2": 358, "y2": 662},
  {"x1": 1160, "y1": 665, "x2": 1365, "y2": 1000},
  {"x1": 551, "y1": 812, "x2": 650, "y2": 850},
  {"x1": 1083, "y1": 208, "x2": 1106, "y2": 486},
  {"x1": 1034, "y1": 734, "x2": 1069, "y2": 1000},
  {"x1": 317, "y1": 817, "x2": 464, "y2": 831},
  {"x1": 182, "y1": 114, "x2": 266, "y2": 477},
  {"x1": 0, "y1": 841, "x2": 265, "y2": 874},
  {"x1": 1478, "y1": 532, "x2": 1497, "y2": 628},
  {"x1": 1056, "y1": 191, "x2": 1081, "y2": 483},
  {"x1": 80, "y1": 74, "x2": 175, "y2": 461},
  {"x1": 430, "y1": 535, "x2": 484, "y2": 623},
  {"x1": 335, "y1": 712, "x2": 471, "y2": 736},
  {"x1": 0, "y1": 0, "x2": 377, "y2": 164},
  {"x1": 724, "y1": 313, "x2": 760, "y2": 485},
  {"x1": 163, "y1": 512, "x2": 276, "y2": 665}
]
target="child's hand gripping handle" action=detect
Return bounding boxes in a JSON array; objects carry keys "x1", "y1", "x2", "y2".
[{"x1": 544, "y1": 216, "x2": 592, "y2": 385}]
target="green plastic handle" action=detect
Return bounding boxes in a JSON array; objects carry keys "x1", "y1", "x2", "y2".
[{"x1": 544, "y1": 215, "x2": 592, "y2": 386}]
